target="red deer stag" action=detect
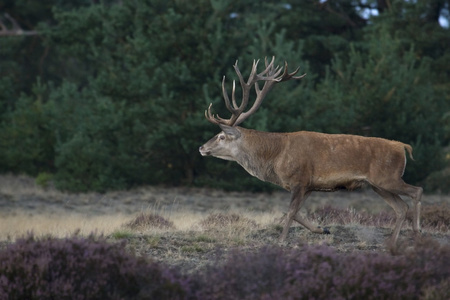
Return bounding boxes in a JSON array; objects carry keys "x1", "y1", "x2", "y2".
[{"x1": 199, "y1": 57, "x2": 423, "y2": 246}]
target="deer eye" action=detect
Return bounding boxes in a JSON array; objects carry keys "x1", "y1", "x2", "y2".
[{"x1": 219, "y1": 134, "x2": 225, "y2": 140}]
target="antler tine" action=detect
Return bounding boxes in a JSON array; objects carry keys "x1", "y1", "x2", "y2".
[
  {"x1": 205, "y1": 103, "x2": 219, "y2": 125},
  {"x1": 256, "y1": 56, "x2": 276, "y2": 78},
  {"x1": 254, "y1": 57, "x2": 286, "y2": 81},
  {"x1": 205, "y1": 102, "x2": 239, "y2": 126},
  {"x1": 275, "y1": 61, "x2": 306, "y2": 82},
  {"x1": 231, "y1": 60, "x2": 254, "y2": 114},
  {"x1": 245, "y1": 59, "x2": 260, "y2": 84},
  {"x1": 218, "y1": 77, "x2": 240, "y2": 126},
  {"x1": 221, "y1": 76, "x2": 234, "y2": 112},
  {"x1": 231, "y1": 80, "x2": 239, "y2": 110}
]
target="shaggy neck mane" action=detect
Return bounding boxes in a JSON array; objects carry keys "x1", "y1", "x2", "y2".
[
  {"x1": 242, "y1": 129, "x2": 285, "y2": 160},
  {"x1": 234, "y1": 128, "x2": 285, "y2": 183}
]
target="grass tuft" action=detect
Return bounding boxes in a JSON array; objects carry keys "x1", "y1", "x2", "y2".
[{"x1": 125, "y1": 212, "x2": 175, "y2": 230}]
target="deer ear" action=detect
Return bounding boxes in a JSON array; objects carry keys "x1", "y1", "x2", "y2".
[{"x1": 219, "y1": 124, "x2": 241, "y2": 138}]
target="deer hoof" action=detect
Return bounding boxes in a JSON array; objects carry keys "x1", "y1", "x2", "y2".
[{"x1": 320, "y1": 227, "x2": 331, "y2": 234}]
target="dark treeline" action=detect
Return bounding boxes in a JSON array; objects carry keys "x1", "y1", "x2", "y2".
[{"x1": 0, "y1": 0, "x2": 449, "y2": 192}]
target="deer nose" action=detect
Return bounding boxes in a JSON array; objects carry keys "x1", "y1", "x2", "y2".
[{"x1": 199, "y1": 146, "x2": 210, "y2": 156}]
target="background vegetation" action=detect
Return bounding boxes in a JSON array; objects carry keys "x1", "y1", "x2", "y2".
[{"x1": 0, "y1": 0, "x2": 449, "y2": 192}]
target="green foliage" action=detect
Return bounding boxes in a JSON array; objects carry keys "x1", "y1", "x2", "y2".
[
  {"x1": 35, "y1": 172, "x2": 53, "y2": 188},
  {"x1": 0, "y1": 0, "x2": 448, "y2": 192},
  {"x1": 0, "y1": 79, "x2": 54, "y2": 175}
]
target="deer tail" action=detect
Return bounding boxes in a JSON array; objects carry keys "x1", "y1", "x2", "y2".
[{"x1": 404, "y1": 144, "x2": 414, "y2": 161}]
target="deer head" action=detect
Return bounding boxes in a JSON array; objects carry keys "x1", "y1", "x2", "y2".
[{"x1": 199, "y1": 57, "x2": 306, "y2": 159}]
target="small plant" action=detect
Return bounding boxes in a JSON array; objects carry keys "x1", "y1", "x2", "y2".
[
  {"x1": 110, "y1": 229, "x2": 134, "y2": 240},
  {"x1": 195, "y1": 234, "x2": 216, "y2": 243},
  {"x1": 35, "y1": 172, "x2": 53, "y2": 189}
]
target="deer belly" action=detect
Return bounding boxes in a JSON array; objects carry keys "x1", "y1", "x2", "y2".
[{"x1": 313, "y1": 173, "x2": 366, "y2": 191}]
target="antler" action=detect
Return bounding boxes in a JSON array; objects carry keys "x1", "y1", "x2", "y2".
[{"x1": 205, "y1": 56, "x2": 306, "y2": 127}]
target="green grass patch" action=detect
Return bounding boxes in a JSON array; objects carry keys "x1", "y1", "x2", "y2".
[{"x1": 110, "y1": 230, "x2": 134, "y2": 240}]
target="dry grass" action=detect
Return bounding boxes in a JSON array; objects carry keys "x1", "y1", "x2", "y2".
[
  {"x1": 0, "y1": 206, "x2": 281, "y2": 243},
  {"x1": 0, "y1": 174, "x2": 65, "y2": 199},
  {"x1": 0, "y1": 213, "x2": 127, "y2": 240},
  {"x1": 1, "y1": 173, "x2": 448, "y2": 266}
]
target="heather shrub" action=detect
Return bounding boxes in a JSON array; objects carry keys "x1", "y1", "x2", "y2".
[
  {"x1": 0, "y1": 234, "x2": 191, "y2": 299},
  {"x1": 196, "y1": 240, "x2": 450, "y2": 300},
  {"x1": 125, "y1": 212, "x2": 175, "y2": 230}
]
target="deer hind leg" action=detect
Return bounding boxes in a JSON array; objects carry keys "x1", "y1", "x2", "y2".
[
  {"x1": 402, "y1": 184, "x2": 423, "y2": 234},
  {"x1": 372, "y1": 186, "x2": 409, "y2": 246},
  {"x1": 381, "y1": 181, "x2": 423, "y2": 234},
  {"x1": 413, "y1": 187, "x2": 423, "y2": 234},
  {"x1": 402, "y1": 184, "x2": 422, "y2": 234}
]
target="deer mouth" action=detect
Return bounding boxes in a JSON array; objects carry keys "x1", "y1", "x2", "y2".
[{"x1": 199, "y1": 146, "x2": 211, "y2": 156}]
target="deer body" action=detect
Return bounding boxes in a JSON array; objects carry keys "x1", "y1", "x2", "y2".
[
  {"x1": 200, "y1": 58, "x2": 422, "y2": 247},
  {"x1": 202, "y1": 126, "x2": 413, "y2": 192}
]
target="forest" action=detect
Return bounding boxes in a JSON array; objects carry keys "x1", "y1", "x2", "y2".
[{"x1": 0, "y1": 0, "x2": 449, "y2": 192}]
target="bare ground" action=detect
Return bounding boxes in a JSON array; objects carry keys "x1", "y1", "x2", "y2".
[{"x1": 0, "y1": 174, "x2": 449, "y2": 273}]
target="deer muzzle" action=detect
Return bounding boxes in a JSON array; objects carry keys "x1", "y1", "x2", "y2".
[{"x1": 199, "y1": 145, "x2": 211, "y2": 156}]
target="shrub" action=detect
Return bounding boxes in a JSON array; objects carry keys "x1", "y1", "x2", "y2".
[
  {"x1": 0, "y1": 234, "x2": 191, "y2": 299},
  {"x1": 199, "y1": 213, "x2": 257, "y2": 230},
  {"x1": 35, "y1": 172, "x2": 54, "y2": 189},
  {"x1": 195, "y1": 240, "x2": 450, "y2": 300},
  {"x1": 125, "y1": 213, "x2": 175, "y2": 230}
]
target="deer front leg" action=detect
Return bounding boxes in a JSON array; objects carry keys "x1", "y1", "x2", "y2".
[
  {"x1": 292, "y1": 190, "x2": 330, "y2": 234},
  {"x1": 293, "y1": 214, "x2": 330, "y2": 234},
  {"x1": 278, "y1": 190, "x2": 329, "y2": 241},
  {"x1": 279, "y1": 188, "x2": 303, "y2": 242},
  {"x1": 279, "y1": 188, "x2": 326, "y2": 241}
]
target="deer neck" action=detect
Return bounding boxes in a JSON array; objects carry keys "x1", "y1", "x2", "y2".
[{"x1": 234, "y1": 128, "x2": 284, "y2": 185}]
